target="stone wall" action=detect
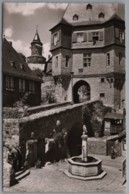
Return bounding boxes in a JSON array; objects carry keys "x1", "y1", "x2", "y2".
[
  {"x1": 3, "y1": 119, "x2": 19, "y2": 146},
  {"x1": 19, "y1": 102, "x2": 85, "y2": 160},
  {"x1": 27, "y1": 101, "x2": 72, "y2": 115},
  {"x1": 3, "y1": 108, "x2": 19, "y2": 119},
  {"x1": 19, "y1": 102, "x2": 84, "y2": 142},
  {"x1": 88, "y1": 137, "x2": 107, "y2": 155}
]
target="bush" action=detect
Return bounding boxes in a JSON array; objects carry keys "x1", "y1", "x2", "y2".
[
  {"x1": 82, "y1": 100, "x2": 112, "y2": 137},
  {"x1": 42, "y1": 91, "x2": 57, "y2": 105}
]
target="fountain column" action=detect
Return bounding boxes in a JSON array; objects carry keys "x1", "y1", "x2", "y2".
[{"x1": 81, "y1": 125, "x2": 88, "y2": 162}]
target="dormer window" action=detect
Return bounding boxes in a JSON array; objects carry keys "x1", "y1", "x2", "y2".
[
  {"x1": 73, "y1": 14, "x2": 79, "y2": 21},
  {"x1": 86, "y1": 4, "x2": 92, "y2": 10},
  {"x1": 10, "y1": 61, "x2": 16, "y2": 68},
  {"x1": 20, "y1": 63, "x2": 25, "y2": 71},
  {"x1": 98, "y1": 12, "x2": 105, "y2": 19}
]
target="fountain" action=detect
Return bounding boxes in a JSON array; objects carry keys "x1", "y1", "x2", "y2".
[{"x1": 64, "y1": 125, "x2": 107, "y2": 180}]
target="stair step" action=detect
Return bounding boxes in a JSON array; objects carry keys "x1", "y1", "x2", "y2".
[
  {"x1": 15, "y1": 170, "x2": 30, "y2": 181},
  {"x1": 15, "y1": 170, "x2": 26, "y2": 177}
]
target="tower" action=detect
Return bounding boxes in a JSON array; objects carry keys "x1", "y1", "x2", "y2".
[{"x1": 27, "y1": 27, "x2": 46, "y2": 71}]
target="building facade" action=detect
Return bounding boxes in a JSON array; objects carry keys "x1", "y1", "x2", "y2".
[
  {"x1": 50, "y1": 3, "x2": 125, "y2": 109},
  {"x1": 3, "y1": 38, "x2": 41, "y2": 107},
  {"x1": 27, "y1": 29, "x2": 46, "y2": 71}
]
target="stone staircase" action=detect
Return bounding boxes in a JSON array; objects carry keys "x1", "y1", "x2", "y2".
[
  {"x1": 3, "y1": 161, "x2": 30, "y2": 188},
  {"x1": 15, "y1": 169, "x2": 30, "y2": 182}
]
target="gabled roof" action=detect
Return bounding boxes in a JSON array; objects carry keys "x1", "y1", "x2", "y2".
[
  {"x1": 50, "y1": 3, "x2": 125, "y2": 31},
  {"x1": 2, "y1": 38, "x2": 41, "y2": 81},
  {"x1": 50, "y1": 18, "x2": 71, "y2": 31},
  {"x1": 63, "y1": 3, "x2": 125, "y2": 25},
  {"x1": 104, "y1": 112, "x2": 123, "y2": 120}
]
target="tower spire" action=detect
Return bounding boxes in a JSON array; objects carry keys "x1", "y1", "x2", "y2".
[{"x1": 36, "y1": 25, "x2": 38, "y2": 33}]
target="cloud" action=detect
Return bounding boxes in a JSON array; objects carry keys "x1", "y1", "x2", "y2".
[
  {"x1": 43, "y1": 43, "x2": 51, "y2": 60},
  {"x1": 4, "y1": 3, "x2": 67, "y2": 16},
  {"x1": 8, "y1": 38, "x2": 30, "y2": 57},
  {"x1": 4, "y1": 27, "x2": 13, "y2": 38},
  {"x1": 7, "y1": 38, "x2": 51, "y2": 60}
]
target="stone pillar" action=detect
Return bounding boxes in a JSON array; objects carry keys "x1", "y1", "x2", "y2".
[
  {"x1": 81, "y1": 133, "x2": 88, "y2": 162},
  {"x1": 81, "y1": 125, "x2": 88, "y2": 162}
]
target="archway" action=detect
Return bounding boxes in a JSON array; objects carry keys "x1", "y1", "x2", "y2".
[
  {"x1": 67, "y1": 122, "x2": 83, "y2": 157},
  {"x1": 73, "y1": 80, "x2": 90, "y2": 103}
]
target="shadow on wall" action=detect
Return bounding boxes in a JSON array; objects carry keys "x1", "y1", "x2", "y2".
[{"x1": 67, "y1": 122, "x2": 83, "y2": 157}]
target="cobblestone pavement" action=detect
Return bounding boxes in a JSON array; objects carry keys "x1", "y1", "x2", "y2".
[{"x1": 3, "y1": 155, "x2": 126, "y2": 192}]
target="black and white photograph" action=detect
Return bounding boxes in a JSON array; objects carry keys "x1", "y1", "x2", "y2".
[{"x1": 2, "y1": 2, "x2": 126, "y2": 192}]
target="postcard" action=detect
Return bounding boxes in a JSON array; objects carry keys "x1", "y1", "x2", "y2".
[{"x1": 2, "y1": 2, "x2": 126, "y2": 192}]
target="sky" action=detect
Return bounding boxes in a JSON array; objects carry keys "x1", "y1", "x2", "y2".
[{"x1": 3, "y1": 3, "x2": 68, "y2": 60}]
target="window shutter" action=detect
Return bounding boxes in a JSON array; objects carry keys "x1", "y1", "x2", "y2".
[
  {"x1": 57, "y1": 30, "x2": 61, "y2": 42},
  {"x1": 72, "y1": 33, "x2": 77, "y2": 43},
  {"x1": 99, "y1": 31, "x2": 103, "y2": 41},
  {"x1": 83, "y1": 32, "x2": 87, "y2": 42},
  {"x1": 115, "y1": 28, "x2": 119, "y2": 38},
  {"x1": 88, "y1": 32, "x2": 93, "y2": 42},
  {"x1": 51, "y1": 34, "x2": 54, "y2": 44}
]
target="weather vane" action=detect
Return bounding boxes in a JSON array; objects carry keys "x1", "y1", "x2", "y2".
[{"x1": 36, "y1": 25, "x2": 38, "y2": 33}]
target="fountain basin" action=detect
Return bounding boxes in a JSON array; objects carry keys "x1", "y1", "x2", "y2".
[{"x1": 64, "y1": 156, "x2": 107, "y2": 181}]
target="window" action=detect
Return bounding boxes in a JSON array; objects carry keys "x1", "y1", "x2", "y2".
[
  {"x1": 106, "y1": 53, "x2": 110, "y2": 65},
  {"x1": 72, "y1": 32, "x2": 87, "y2": 43},
  {"x1": 77, "y1": 33, "x2": 83, "y2": 43},
  {"x1": 88, "y1": 31, "x2": 103, "y2": 42},
  {"x1": 98, "y1": 12, "x2": 105, "y2": 19},
  {"x1": 100, "y1": 93, "x2": 105, "y2": 98},
  {"x1": 78, "y1": 68, "x2": 83, "y2": 73},
  {"x1": 73, "y1": 14, "x2": 79, "y2": 21},
  {"x1": 101, "y1": 78, "x2": 105, "y2": 83},
  {"x1": 65, "y1": 56, "x2": 69, "y2": 67},
  {"x1": 119, "y1": 30, "x2": 125, "y2": 43},
  {"x1": 83, "y1": 53, "x2": 91, "y2": 67},
  {"x1": 6, "y1": 75, "x2": 14, "y2": 90},
  {"x1": 55, "y1": 56, "x2": 58, "y2": 68},
  {"x1": 29, "y1": 81, "x2": 35, "y2": 93},
  {"x1": 86, "y1": 4, "x2": 92, "y2": 10},
  {"x1": 19, "y1": 78, "x2": 25, "y2": 92},
  {"x1": 53, "y1": 33, "x2": 58, "y2": 46},
  {"x1": 115, "y1": 28, "x2": 125, "y2": 42},
  {"x1": 92, "y1": 31, "x2": 99, "y2": 43},
  {"x1": 118, "y1": 53, "x2": 122, "y2": 65}
]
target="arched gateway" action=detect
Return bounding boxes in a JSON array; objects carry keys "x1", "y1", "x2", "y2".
[{"x1": 73, "y1": 80, "x2": 90, "y2": 103}]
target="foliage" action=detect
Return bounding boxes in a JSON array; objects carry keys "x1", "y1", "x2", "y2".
[
  {"x1": 13, "y1": 92, "x2": 30, "y2": 108},
  {"x1": 33, "y1": 68, "x2": 43, "y2": 78},
  {"x1": 82, "y1": 100, "x2": 112, "y2": 137},
  {"x1": 42, "y1": 91, "x2": 57, "y2": 105}
]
